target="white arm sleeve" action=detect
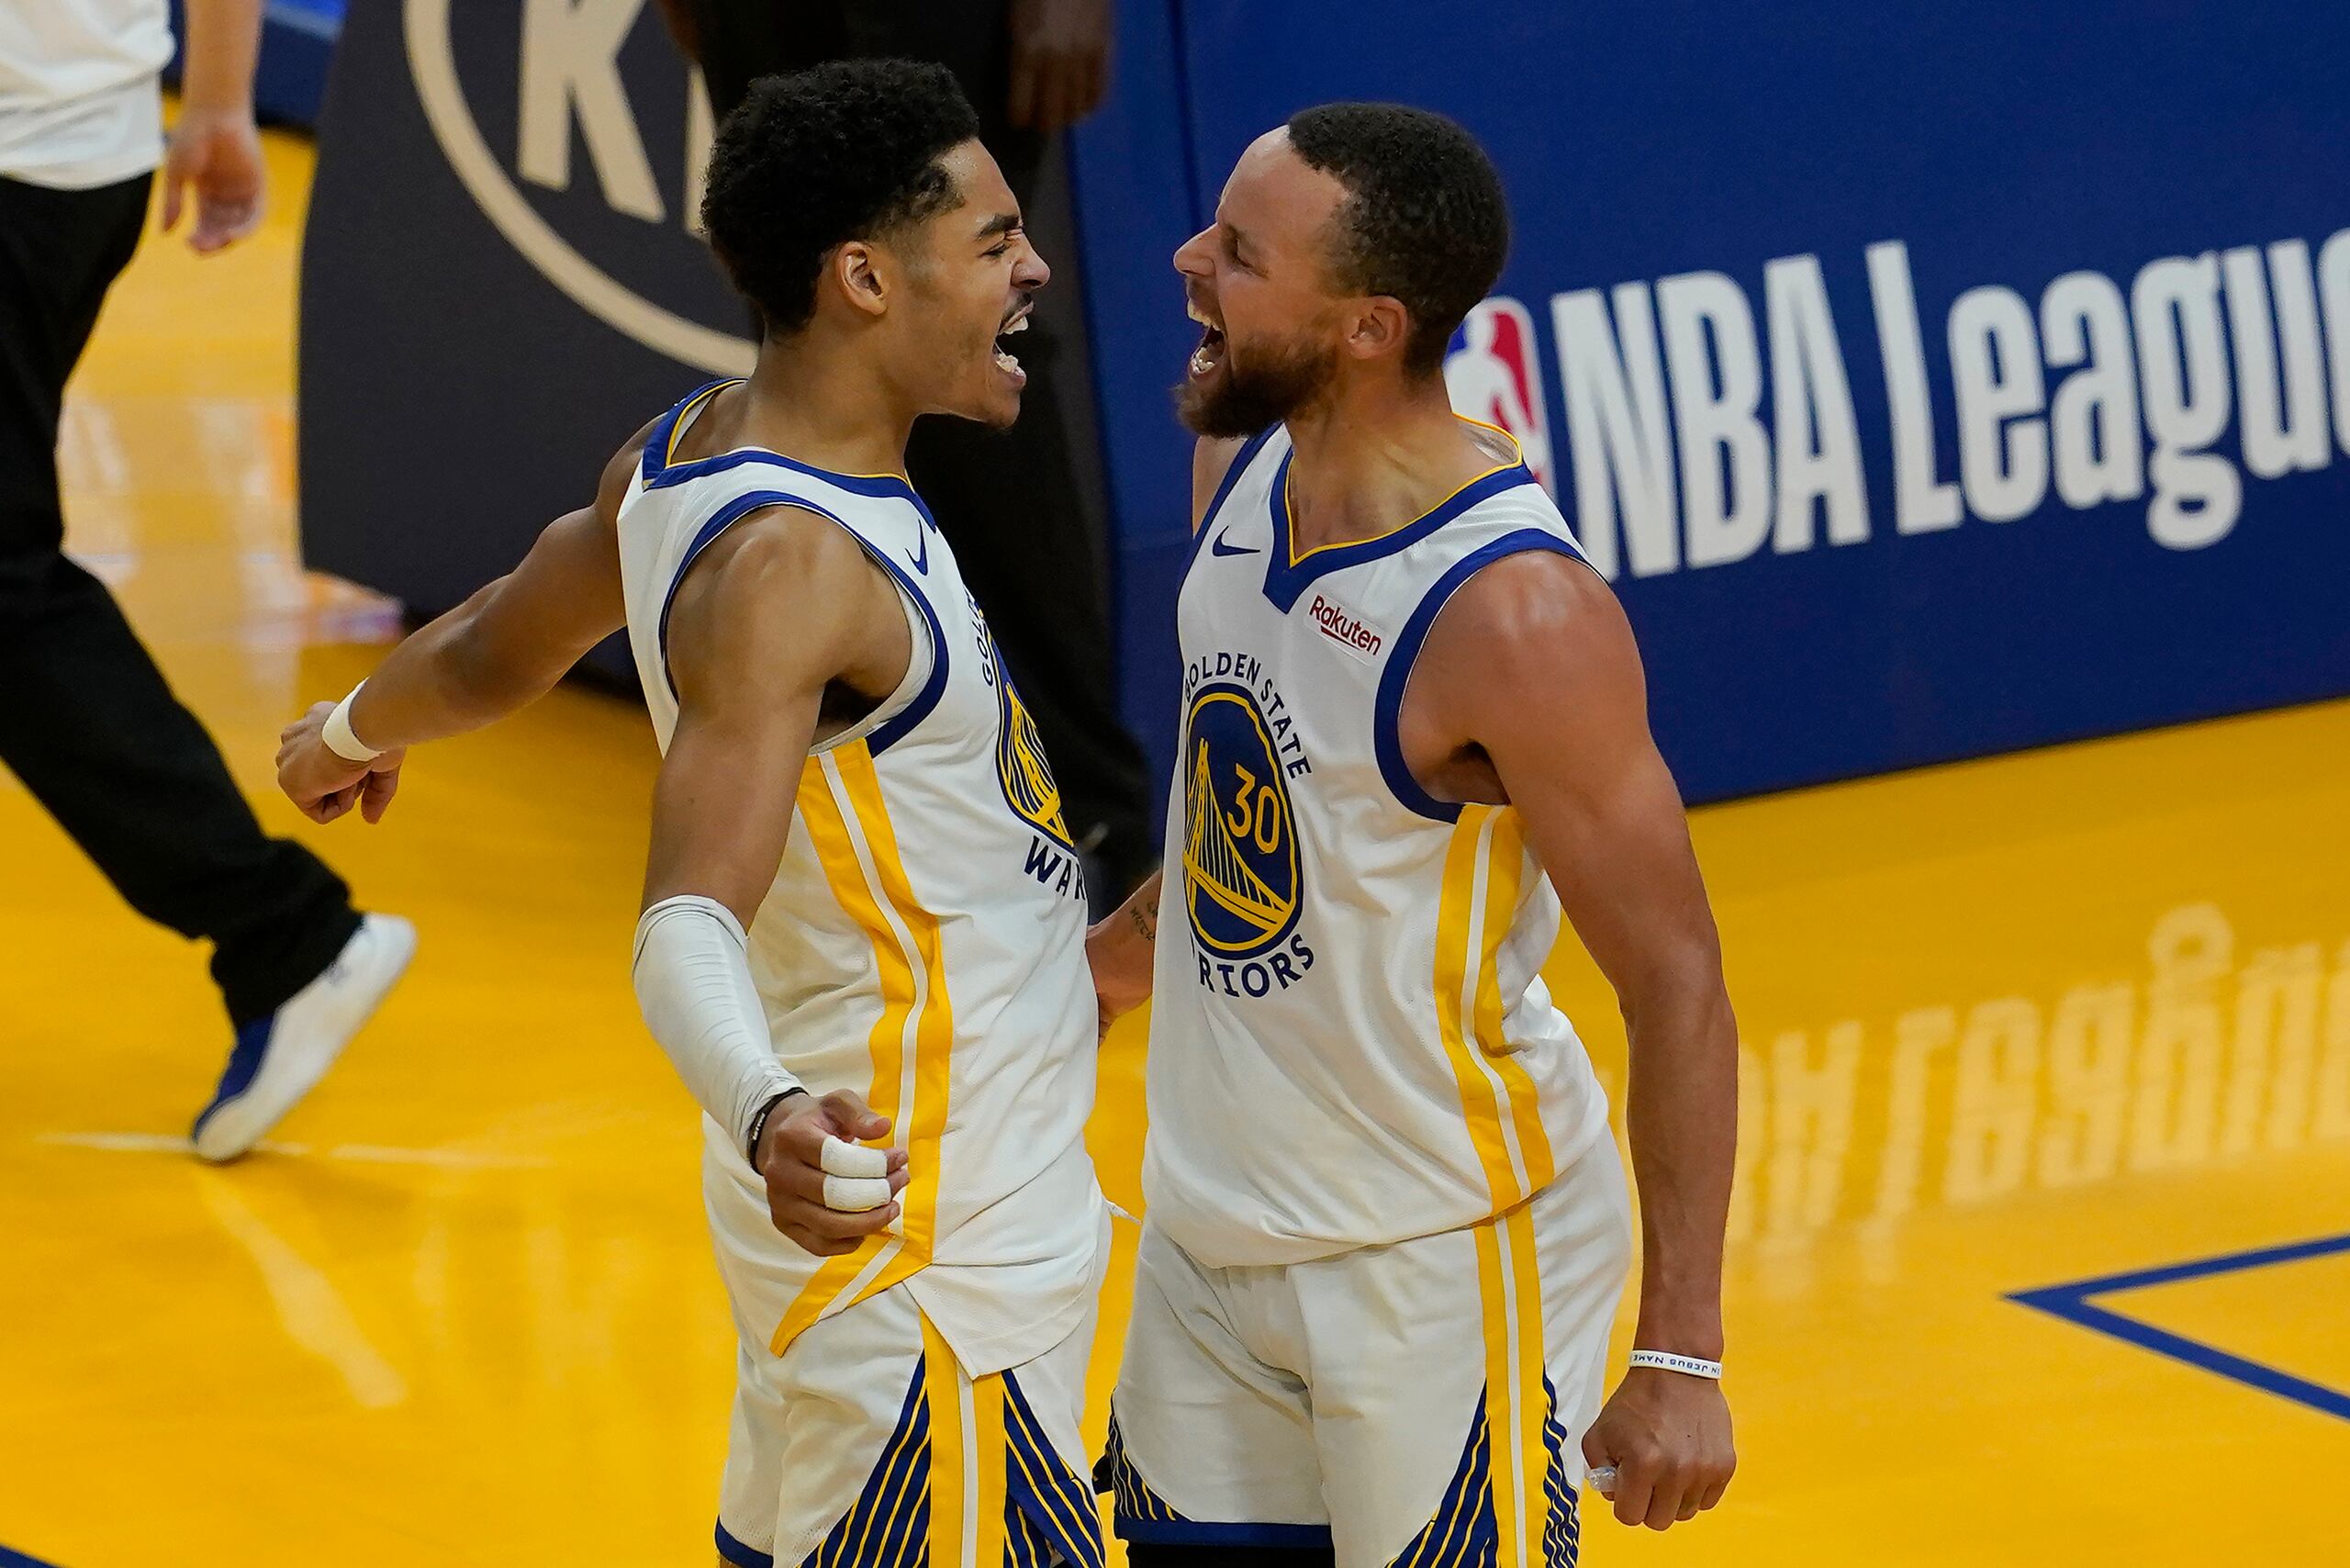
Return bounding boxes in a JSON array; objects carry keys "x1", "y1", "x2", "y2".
[{"x1": 632, "y1": 895, "x2": 802, "y2": 1154}]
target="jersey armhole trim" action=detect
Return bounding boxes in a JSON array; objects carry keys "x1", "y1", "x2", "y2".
[
  {"x1": 1371, "y1": 527, "x2": 1595, "y2": 824},
  {"x1": 1181, "y1": 426, "x2": 1281, "y2": 573},
  {"x1": 640, "y1": 378, "x2": 740, "y2": 484},
  {"x1": 654, "y1": 490, "x2": 948, "y2": 756}
]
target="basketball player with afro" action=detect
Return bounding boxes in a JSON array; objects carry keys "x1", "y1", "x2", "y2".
[{"x1": 278, "y1": 61, "x2": 1111, "y2": 1568}]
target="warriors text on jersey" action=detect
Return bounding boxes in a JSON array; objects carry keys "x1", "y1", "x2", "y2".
[
  {"x1": 615, "y1": 380, "x2": 1107, "y2": 1377},
  {"x1": 1144, "y1": 420, "x2": 1615, "y2": 1269}
]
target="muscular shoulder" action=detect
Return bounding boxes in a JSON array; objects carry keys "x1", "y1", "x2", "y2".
[
  {"x1": 1415, "y1": 548, "x2": 1643, "y2": 738},
  {"x1": 686, "y1": 503, "x2": 887, "y2": 625},
  {"x1": 667, "y1": 504, "x2": 896, "y2": 702}
]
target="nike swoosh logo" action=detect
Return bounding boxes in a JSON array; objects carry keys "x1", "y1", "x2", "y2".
[
  {"x1": 908, "y1": 531, "x2": 930, "y2": 575},
  {"x1": 1209, "y1": 530, "x2": 1260, "y2": 558}
]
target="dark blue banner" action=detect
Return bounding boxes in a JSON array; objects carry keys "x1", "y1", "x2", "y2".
[{"x1": 1071, "y1": 1, "x2": 2350, "y2": 803}]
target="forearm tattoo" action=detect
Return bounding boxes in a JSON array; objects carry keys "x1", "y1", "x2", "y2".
[{"x1": 1129, "y1": 891, "x2": 1158, "y2": 942}]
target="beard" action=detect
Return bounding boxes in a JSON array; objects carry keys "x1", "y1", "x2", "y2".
[{"x1": 1175, "y1": 330, "x2": 1337, "y2": 439}]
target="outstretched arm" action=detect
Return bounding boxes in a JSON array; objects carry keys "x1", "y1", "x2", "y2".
[
  {"x1": 1415, "y1": 551, "x2": 1738, "y2": 1532},
  {"x1": 276, "y1": 433, "x2": 645, "y2": 823}
]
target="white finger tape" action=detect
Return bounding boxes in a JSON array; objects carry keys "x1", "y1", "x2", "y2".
[
  {"x1": 1586, "y1": 1465, "x2": 1618, "y2": 1498},
  {"x1": 819, "y1": 1136, "x2": 888, "y2": 1179},
  {"x1": 822, "y1": 1174, "x2": 893, "y2": 1212}
]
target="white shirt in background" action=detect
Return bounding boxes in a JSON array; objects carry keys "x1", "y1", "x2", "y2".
[{"x1": 0, "y1": 0, "x2": 173, "y2": 189}]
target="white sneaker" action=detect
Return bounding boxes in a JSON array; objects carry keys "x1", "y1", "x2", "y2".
[{"x1": 191, "y1": 913, "x2": 417, "y2": 1163}]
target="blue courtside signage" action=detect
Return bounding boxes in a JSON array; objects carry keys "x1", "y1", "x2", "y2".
[{"x1": 1073, "y1": 2, "x2": 2350, "y2": 806}]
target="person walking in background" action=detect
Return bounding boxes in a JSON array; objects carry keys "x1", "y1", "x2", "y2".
[
  {"x1": 656, "y1": 0, "x2": 1158, "y2": 901},
  {"x1": 0, "y1": 0, "x2": 411, "y2": 1160}
]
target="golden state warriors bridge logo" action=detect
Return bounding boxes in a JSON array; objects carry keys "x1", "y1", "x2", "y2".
[
  {"x1": 997, "y1": 651, "x2": 1071, "y2": 848},
  {"x1": 972, "y1": 597, "x2": 1075, "y2": 876},
  {"x1": 1183, "y1": 683, "x2": 1311, "y2": 991}
]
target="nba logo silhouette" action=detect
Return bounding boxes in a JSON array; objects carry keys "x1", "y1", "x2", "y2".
[{"x1": 1444, "y1": 297, "x2": 1553, "y2": 493}]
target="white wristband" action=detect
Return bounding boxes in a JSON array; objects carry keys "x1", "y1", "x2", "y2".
[
  {"x1": 1628, "y1": 1350, "x2": 1723, "y2": 1380},
  {"x1": 320, "y1": 681, "x2": 382, "y2": 764}
]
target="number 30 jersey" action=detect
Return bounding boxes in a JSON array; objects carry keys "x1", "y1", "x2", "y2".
[{"x1": 1142, "y1": 421, "x2": 1615, "y2": 1270}]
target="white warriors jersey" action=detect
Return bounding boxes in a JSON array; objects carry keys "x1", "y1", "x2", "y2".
[
  {"x1": 1143, "y1": 421, "x2": 1615, "y2": 1269},
  {"x1": 615, "y1": 380, "x2": 1106, "y2": 1374}
]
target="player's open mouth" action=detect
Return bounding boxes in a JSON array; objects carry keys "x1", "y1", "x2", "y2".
[
  {"x1": 1187, "y1": 298, "x2": 1225, "y2": 378},
  {"x1": 994, "y1": 306, "x2": 1030, "y2": 383}
]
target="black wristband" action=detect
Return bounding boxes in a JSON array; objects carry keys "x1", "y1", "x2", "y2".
[{"x1": 744, "y1": 1087, "x2": 806, "y2": 1166}]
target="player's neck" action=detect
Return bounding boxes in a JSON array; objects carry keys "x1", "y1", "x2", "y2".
[
  {"x1": 727, "y1": 335, "x2": 916, "y2": 480},
  {"x1": 1281, "y1": 378, "x2": 1498, "y2": 551}
]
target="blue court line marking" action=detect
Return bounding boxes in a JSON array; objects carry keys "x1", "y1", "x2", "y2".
[
  {"x1": 2009, "y1": 1231, "x2": 2350, "y2": 1424},
  {"x1": 0, "y1": 1545, "x2": 62, "y2": 1566}
]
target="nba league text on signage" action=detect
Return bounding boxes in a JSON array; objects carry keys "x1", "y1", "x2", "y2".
[{"x1": 1460, "y1": 233, "x2": 2350, "y2": 579}]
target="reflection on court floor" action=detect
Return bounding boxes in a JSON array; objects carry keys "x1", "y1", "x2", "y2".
[{"x1": 1697, "y1": 901, "x2": 2350, "y2": 1252}]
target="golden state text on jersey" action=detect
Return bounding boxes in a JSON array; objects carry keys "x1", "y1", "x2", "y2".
[
  {"x1": 1180, "y1": 649, "x2": 1315, "y2": 997},
  {"x1": 1143, "y1": 418, "x2": 1615, "y2": 1271}
]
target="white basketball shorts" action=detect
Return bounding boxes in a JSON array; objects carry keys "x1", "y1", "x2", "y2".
[{"x1": 1102, "y1": 1150, "x2": 1632, "y2": 1566}]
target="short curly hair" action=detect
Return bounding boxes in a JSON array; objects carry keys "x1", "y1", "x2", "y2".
[
  {"x1": 1285, "y1": 103, "x2": 1510, "y2": 377},
  {"x1": 700, "y1": 60, "x2": 981, "y2": 335}
]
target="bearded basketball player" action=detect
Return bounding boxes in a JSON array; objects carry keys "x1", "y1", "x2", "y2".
[
  {"x1": 1086, "y1": 105, "x2": 1739, "y2": 1565},
  {"x1": 276, "y1": 62, "x2": 1108, "y2": 1568}
]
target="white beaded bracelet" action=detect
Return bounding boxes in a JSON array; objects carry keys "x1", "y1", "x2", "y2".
[
  {"x1": 320, "y1": 680, "x2": 383, "y2": 764},
  {"x1": 1628, "y1": 1349, "x2": 1723, "y2": 1380}
]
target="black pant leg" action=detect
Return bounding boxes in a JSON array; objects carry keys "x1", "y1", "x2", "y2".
[{"x1": 0, "y1": 174, "x2": 360, "y2": 1024}]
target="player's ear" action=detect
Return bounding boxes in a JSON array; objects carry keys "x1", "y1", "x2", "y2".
[
  {"x1": 831, "y1": 241, "x2": 889, "y2": 320},
  {"x1": 1343, "y1": 296, "x2": 1411, "y2": 364}
]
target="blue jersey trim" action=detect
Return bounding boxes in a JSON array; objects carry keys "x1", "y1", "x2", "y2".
[
  {"x1": 654, "y1": 491, "x2": 949, "y2": 757},
  {"x1": 636, "y1": 377, "x2": 920, "y2": 500},
  {"x1": 712, "y1": 1520, "x2": 772, "y2": 1568},
  {"x1": 1263, "y1": 453, "x2": 1538, "y2": 612},
  {"x1": 864, "y1": 546, "x2": 949, "y2": 756},
  {"x1": 647, "y1": 445, "x2": 923, "y2": 501},
  {"x1": 1114, "y1": 1518, "x2": 1337, "y2": 1549},
  {"x1": 1181, "y1": 426, "x2": 1281, "y2": 577},
  {"x1": 1372, "y1": 528, "x2": 1593, "y2": 824},
  {"x1": 640, "y1": 378, "x2": 739, "y2": 484}
]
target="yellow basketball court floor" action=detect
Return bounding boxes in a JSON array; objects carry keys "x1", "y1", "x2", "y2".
[{"x1": 2, "y1": 133, "x2": 2344, "y2": 1566}]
